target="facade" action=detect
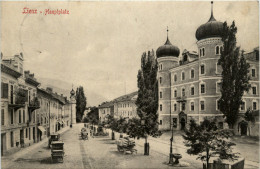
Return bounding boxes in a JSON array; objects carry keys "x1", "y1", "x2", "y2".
[
  {"x1": 157, "y1": 3, "x2": 259, "y2": 135},
  {"x1": 113, "y1": 91, "x2": 138, "y2": 120},
  {"x1": 1, "y1": 53, "x2": 40, "y2": 156},
  {"x1": 1, "y1": 53, "x2": 73, "y2": 156},
  {"x1": 98, "y1": 91, "x2": 138, "y2": 123},
  {"x1": 98, "y1": 102, "x2": 114, "y2": 123}
]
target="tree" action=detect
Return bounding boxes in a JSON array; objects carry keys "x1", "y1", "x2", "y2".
[
  {"x1": 218, "y1": 21, "x2": 251, "y2": 129},
  {"x1": 183, "y1": 119, "x2": 239, "y2": 169},
  {"x1": 87, "y1": 107, "x2": 99, "y2": 124},
  {"x1": 135, "y1": 50, "x2": 161, "y2": 155},
  {"x1": 76, "y1": 86, "x2": 87, "y2": 122}
]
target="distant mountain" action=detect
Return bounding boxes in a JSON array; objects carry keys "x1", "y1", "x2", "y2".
[{"x1": 38, "y1": 77, "x2": 108, "y2": 106}]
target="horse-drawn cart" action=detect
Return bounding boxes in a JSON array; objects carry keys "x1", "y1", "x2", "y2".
[
  {"x1": 116, "y1": 137, "x2": 137, "y2": 154},
  {"x1": 51, "y1": 141, "x2": 64, "y2": 163}
]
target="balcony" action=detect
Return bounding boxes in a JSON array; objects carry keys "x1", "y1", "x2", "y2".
[
  {"x1": 176, "y1": 96, "x2": 187, "y2": 103},
  {"x1": 28, "y1": 97, "x2": 40, "y2": 112},
  {"x1": 8, "y1": 89, "x2": 27, "y2": 110}
]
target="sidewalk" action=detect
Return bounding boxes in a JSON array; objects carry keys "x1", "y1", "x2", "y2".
[{"x1": 2, "y1": 126, "x2": 71, "y2": 169}]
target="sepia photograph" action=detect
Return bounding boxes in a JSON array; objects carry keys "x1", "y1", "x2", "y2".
[{"x1": 0, "y1": 1, "x2": 259, "y2": 169}]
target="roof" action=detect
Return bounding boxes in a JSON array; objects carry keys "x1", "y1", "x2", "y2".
[
  {"x1": 99, "y1": 101, "x2": 114, "y2": 108},
  {"x1": 37, "y1": 88, "x2": 67, "y2": 104},
  {"x1": 113, "y1": 91, "x2": 138, "y2": 102}
]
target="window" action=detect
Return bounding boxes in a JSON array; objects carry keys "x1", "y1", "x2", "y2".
[
  {"x1": 10, "y1": 109, "x2": 13, "y2": 124},
  {"x1": 173, "y1": 118, "x2": 177, "y2": 128},
  {"x1": 160, "y1": 92, "x2": 162, "y2": 99},
  {"x1": 174, "y1": 104, "x2": 177, "y2": 111},
  {"x1": 174, "y1": 75, "x2": 177, "y2": 82},
  {"x1": 216, "y1": 82, "x2": 222, "y2": 93},
  {"x1": 253, "y1": 102, "x2": 257, "y2": 110},
  {"x1": 1, "y1": 82, "x2": 8, "y2": 99},
  {"x1": 252, "y1": 86, "x2": 257, "y2": 95},
  {"x1": 160, "y1": 104, "x2": 162, "y2": 111},
  {"x1": 182, "y1": 72, "x2": 185, "y2": 80},
  {"x1": 201, "y1": 84, "x2": 205, "y2": 94},
  {"x1": 29, "y1": 128, "x2": 31, "y2": 140},
  {"x1": 159, "y1": 77, "x2": 162, "y2": 84},
  {"x1": 200, "y1": 101, "x2": 205, "y2": 111},
  {"x1": 19, "y1": 110, "x2": 21, "y2": 123},
  {"x1": 190, "y1": 102, "x2": 194, "y2": 111},
  {"x1": 182, "y1": 103, "x2": 186, "y2": 111},
  {"x1": 23, "y1": 110, "x2": 25, "y2": 123},
  {"x1": 217, "y1": 100, "x2": 220, "y2": 110},
  {"x1": 1, "y1": 109, "x2": 4, "y2": 125},
  {"x1": 216, "y1": 46, "x2": 220, "y2": 55},
  {"x1": 201, "y1": 65, "x2": 205, "y2": 74},
  {"x1": 191, "y1": 87, "x2": 194, "y2": 96},
  {"x1": 200, "y1": 48, "x2": 205, "y2": 57},
  {"x1": 26, "y1": 128, "x2": 28, "y2": 138},
  {"x1": 252, "y1": 69, "x2": 256, "y2": 77},
  {"x1": 182, "y1": 88, "x2": 185, "y2": 97},
  {"x1": 191, "y1": 69, "x2": 194, "y2": 79},
  {"x1": 10, "y1": 131, "x2": 14, "y2": 147},
  {"x1": 159, "y1": 120, "x2": 162, "y2": 125},
  {"x1": 174, "y1": 90, "x2": 177, "y2": 97},
  {"x1": 241, "y1": 101, "x2": 245, "y2": 111}
]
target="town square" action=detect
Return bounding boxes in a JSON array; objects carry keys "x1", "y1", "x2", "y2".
[{"x1": 1, "y1": 1, "x2": 259, "y2": 169}]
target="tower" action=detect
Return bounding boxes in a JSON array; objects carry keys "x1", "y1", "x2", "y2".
[
  {"x1": 195, "y1": 1, "x2": 224, "y2": 123},
  {"x1": 156, "y1": 28, "x2": 180, "y2": 130},
  {"x1": 70, "y1": 88, "x2": 76, "y2": 125}
]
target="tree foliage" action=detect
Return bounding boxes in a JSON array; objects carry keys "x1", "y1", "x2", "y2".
[
  {"x1": 86, "y1": 107, "x2": 99, "y2": 125},
  {"x1": 218, "y1": 21, "x2": 251, "y2": 128},
  {"x1": 135, "y1": 50, "x2": 160, "y2": 139},
  {"x1": 183, "y1": 119, "x2": 239, "y2": 169},
  {"x1": 76, "y1": 86, "x2": 87, "y2": 122}
]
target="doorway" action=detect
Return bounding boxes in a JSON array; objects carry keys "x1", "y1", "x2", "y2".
[
  {"x1": 20, "y1": 129, "x2": 24, "y2": 147},
  {"x1": 240, "y1": 122, "x2": 248, "y2": 136},
  {"x1": 180, "y1": 118, "x2": 186, "y2": 130},
  {"x1": 1, "y1": 133, "x2": 6, "y2": 156}
]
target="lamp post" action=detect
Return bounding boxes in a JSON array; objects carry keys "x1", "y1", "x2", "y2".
[{"x1": 141, "y1": 119, "x2": 149, "y2": 155}]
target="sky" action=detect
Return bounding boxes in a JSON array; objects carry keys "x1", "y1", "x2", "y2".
[{"x1": 1, "y1": 1, "x2": 259, "y2": 106}]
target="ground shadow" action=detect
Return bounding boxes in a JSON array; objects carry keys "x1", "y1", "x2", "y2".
[
  {"x1": 15, "y1": 157, "x2": 44, "y2": 164},
  {"x1": 40, "y1": 157, "x2": 53, "y2": 164}
]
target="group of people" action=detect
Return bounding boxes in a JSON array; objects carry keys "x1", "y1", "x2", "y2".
[{"x1": 81, "y1": 127, "x2": 94, "y2": 141}]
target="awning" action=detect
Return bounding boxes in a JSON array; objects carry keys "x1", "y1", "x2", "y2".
[{"x1": 38, "y1": 126, "x2": 46, "y2": 133}]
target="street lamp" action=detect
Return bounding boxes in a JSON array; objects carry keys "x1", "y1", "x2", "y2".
[{"x1": 141, "y1": 119, "x2": 149, "y2": 155}]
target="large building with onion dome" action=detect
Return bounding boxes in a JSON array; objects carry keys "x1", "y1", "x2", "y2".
[{"x1": 157, "y1": 2, "x2": 259, "y2": 136}]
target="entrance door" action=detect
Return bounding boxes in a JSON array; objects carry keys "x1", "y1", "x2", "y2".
[
  {"x1": 20, "y1": 129, "x2": 24, "y2": 147},
  {"x1": 241, "y1": 123, "x2": 247, "y2": 136},
  {"x1": 1, "y1": 133, "x2": 6, "y2": 156},
  {"x1": 33, "y1": 127, "x2": 35, "y2": 143},
  {"x1": 180, "y1": 118, "x2": 186, "y2": 130}
]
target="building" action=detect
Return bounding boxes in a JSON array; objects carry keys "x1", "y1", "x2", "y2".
[
  {"x1": 37, "y1": 87, "x2": 71, "y2": 139},
  {"x1": 113, "y1": 91, "x2": 138, "y2": 121},
  {"x1": 98, "y1": 102, "x2": 114, "y2": 123},
  {"x1": 1, "y1": 53, "x2": 40, "y2": 156},
  {"x1": 156, "y1": 2, "x2": 259, "y2": 135},
  {"x1": 98, "y1": 91, "x2": 138, "y2": 123},
  {"x1": 1, "y1": 52, "x2": 74, "y2": 156}
]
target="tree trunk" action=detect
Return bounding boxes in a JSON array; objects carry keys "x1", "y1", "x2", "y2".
[{"x1": 206, "y1": 148, "x2": 209, "y2": 169}]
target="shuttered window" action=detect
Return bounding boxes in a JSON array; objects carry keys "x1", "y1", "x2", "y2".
[
  {"x1": 1, "y1": 109, "x2": 4, "y2": 125},
  {"x1": 1, "y1": 83, "x2": 8, "y2": 98}
]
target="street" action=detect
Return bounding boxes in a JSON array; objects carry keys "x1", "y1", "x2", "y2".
[{"x1": 2, "y1": 123, "x2": 259, "y2": 169}]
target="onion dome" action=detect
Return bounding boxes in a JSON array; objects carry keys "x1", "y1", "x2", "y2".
[
  {"x1": 195, "y1": 2, "x2": 223, "y2": 41},
  {"x1": 156, "y1": 28, "x2": 180, "y2": 58},
  {"x1": 70, "y1": 89, "x2": 75, "y2": 96}
]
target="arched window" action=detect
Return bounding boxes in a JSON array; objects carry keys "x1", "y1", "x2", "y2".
[
  {"x1": 174, "y1": 90, "x2": 177, "y2": 97},
  {"x1": 182, "y1": 72, "x2": 185, "y2": 80},
  {"x1": 216, "y1": 46, "x2": 219, "y2": 55},
  {"x1": 159, "y1": 77, "x2": 162, "y2": 84},
  {"x1": 174, "y1": 74, "x2": 177, "y2": 82},
  {"x1": 182, "y1": 88, "x2": 185, "y2": 97},
  {"x1": 202, "y1": 48, "x2": 205, "y2": 56},
  {"x1": 190, "y1": 102, "x2": 194, "y2": 111},
  {"x1": 200, "y1": 64, "x2": 205, "y2": 74}
]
